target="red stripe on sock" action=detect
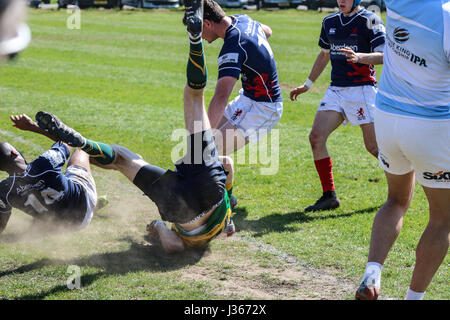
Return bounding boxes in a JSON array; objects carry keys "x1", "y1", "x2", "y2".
[{"x1": 314, "y1": 157, "x2": 335, "y2": 193}]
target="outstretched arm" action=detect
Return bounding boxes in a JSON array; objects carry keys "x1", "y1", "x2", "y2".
[{"x1": 10, "y1": 114, "x2": 59, "y2": 142}]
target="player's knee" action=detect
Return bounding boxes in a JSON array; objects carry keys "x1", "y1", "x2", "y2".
[
  {"x1": 366, "y1": 144, "x2": 379, "y2": 158},
  {"x1": 386, "y1": 194, "x2": 412, "y2": 212},
  {"x1": 308, "y1": 131, "x2": 326, "y2": 149}
]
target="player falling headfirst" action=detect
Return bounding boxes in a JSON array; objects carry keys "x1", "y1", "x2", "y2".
[
  {"x1": 290, "y1": 0, "x2": 385, "y2": 212},
  {"x1": 31, "y1": 0, "x2": 235, "y2": 253}
]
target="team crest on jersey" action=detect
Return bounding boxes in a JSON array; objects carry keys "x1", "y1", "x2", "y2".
[{"x1": 218, "y1": 53, "x2": 239, "y2": 66}]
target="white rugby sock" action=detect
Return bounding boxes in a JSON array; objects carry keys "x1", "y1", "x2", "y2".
[
  {"x1": 361, "y1": 262, "x2": 382, "y2": 289},
  {"x1": 405, "y1": 288, "x2": 425, "y2": 300}
]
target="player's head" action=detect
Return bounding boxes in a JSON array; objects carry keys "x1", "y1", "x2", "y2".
[
  {"x1": 0, "y1": 0, "x2": 31, "y2": 63},
  {"x1": 337, "y1": 0, "x2": 361, "y2": 14},
  {"x1": 0, "y1": 142, "x2": 27, "y2": 174},
  {"x1": 182, "y1": 0, "x2": 226, "y2": 43}
]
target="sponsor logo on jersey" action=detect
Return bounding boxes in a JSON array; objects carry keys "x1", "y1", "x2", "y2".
[
  {"x1": 329, "y1": 28, "x2": 336, "y2": 35},
  {"x1": 218, "y1": 53, "x2": 239, "y2": 66},
  {"x1": 330, "y1": 43, "x2": 358, "y2": 54},
  {"x1": 423, "y1": 171, "x2": 450, "y2": 182},
  {"x1": 393, "y1": 27, "x2": 409, "y2": 43},
  {"x1": 387, "y1": 29, "x2": 428, "y2": 68},
  {"x1": 17, "y1": 180, "x2": 46, "y2": 196}
]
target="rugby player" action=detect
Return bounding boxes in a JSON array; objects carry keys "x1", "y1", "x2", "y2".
[
  {"x1": 184, "y1": 0, "x2": 283, "y2": 153},
  {"x1": 0, "y1": 114, "x2": 98, "y2": 233},
  {"x1": 290, "y1": 0, "x2": 385, "y2": 212},
  {"x1": 356, "y1": 0, "x2": 450, "y2": 300},
  {"x1": 0, "y1": 0, "x2": 100, "y2": 233},
  {"x1": 34, "y1": 0, "x2": 236, "y2": 253}
]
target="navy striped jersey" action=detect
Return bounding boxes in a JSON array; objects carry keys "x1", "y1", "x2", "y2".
[
  {"x1": 0, "y1": 142, "x2": 87, "y2": 222},
  {"x1": 218, "y1": 14, "x2": 282, "y2": 103},
  {"x1": 319, "y1": 8, "x2": 386, "y2": 87}
]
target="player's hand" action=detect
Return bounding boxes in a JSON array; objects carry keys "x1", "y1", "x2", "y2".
[
  {"x1": 10, "y1": 114, "x2": 37, "y2": 131},
  {"x1": 339, "y1": 47, "x2": 360, "y2": 63},
  {"x1": 146, "y1": 220, "x2": 163, "y2": 238},
  {"x1": 290, "y1": 85, "x2": 309, "y2": 101}
]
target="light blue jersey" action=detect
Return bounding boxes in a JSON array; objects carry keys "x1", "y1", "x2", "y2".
[{"x1": 376, "y1": 0, "x2": 450, "y2": 119}]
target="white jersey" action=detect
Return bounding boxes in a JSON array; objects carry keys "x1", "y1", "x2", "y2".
[{"x1": 376, "y1": 0, "x2": 450, "y2": 119}]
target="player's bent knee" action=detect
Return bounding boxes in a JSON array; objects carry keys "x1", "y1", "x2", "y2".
[{"x1": 309, "y1": 131, "x2": 326, "y2": 148}]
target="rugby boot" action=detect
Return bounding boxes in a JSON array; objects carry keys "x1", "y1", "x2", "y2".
[
  {"x1": 355, "y1": 278, "x2": 380, "y2": 300},
  {"x1": 185, "y1": 0, "x2": 203, "y2": 39},
  {"x1": 36, "y1": 111, "x2": 86, "y2": 148},
  {"x1": 305, "y1": 190, "x2": 340, "y2": 212}
]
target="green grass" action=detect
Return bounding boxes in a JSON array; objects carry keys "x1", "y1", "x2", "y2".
[{"x1": 0, "y1": 8, "x2": 448, "y2": 300}]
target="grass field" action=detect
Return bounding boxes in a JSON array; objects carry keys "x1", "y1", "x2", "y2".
[{"x1": 0, "y1": 8, "x2": 448, "y2": 300}]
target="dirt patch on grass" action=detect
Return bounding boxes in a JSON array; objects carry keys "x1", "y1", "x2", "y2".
[{"x1": 181, "y1": 236, "x2": 356, "y2": 300}]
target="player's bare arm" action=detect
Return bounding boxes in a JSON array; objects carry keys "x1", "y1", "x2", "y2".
[
  {"x1": 290, "y1": 49, "x2": 330, "y2": 101},
  {"x1": 207, "y1": 76, "x2": 237, "y2": 129},
  {"x1": 338, "y1": 47, "x2": 383, "y2": 65},
  {"x1": 10, "y1": 114, "x2": 65, "y2": 144}
]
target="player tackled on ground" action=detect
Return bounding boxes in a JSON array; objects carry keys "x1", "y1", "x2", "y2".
[
  {"x1": 33, "y1": 0, "x2": 235, "y2": 253},
  {"x1": 0, "y1": 115, "x2": 99, "y2": 233},
  {"x1": 290, "y1": 0, "x2": 385, "y2": 212}
]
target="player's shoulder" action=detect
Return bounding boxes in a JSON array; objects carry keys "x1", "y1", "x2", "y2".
[
  {"x1": 322, "y1": 11, "x2": 340, "y2": 24},
  {"x1": 355, "y1": 8, "x2": 383, "y2": 24}
]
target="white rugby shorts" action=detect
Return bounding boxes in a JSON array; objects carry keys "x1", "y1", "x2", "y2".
[
  {"x1": 224, "y1": 89, "x2": 283, "y2": 143},
  {"x1": 318, "y1": 85, "x2": 377, "y2": 126},
  {"x1": 374, "y1": 108, "x2": 450, "y2": 189},
  {"x1": 65, "y1": 165, "x2": 98, "y2": 229}
]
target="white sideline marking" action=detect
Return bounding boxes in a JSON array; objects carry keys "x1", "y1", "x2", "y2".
[{"x1": 0, "y1": 129, "x2": 45, "y2": 153}]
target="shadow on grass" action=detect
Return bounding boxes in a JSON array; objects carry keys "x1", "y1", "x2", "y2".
[
  {"x1": 233, "y1": 206, "x2": 380, "y2": 237},
  {"x1": 0, "y1": 236, "x2": 208, "y2": 299}
]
